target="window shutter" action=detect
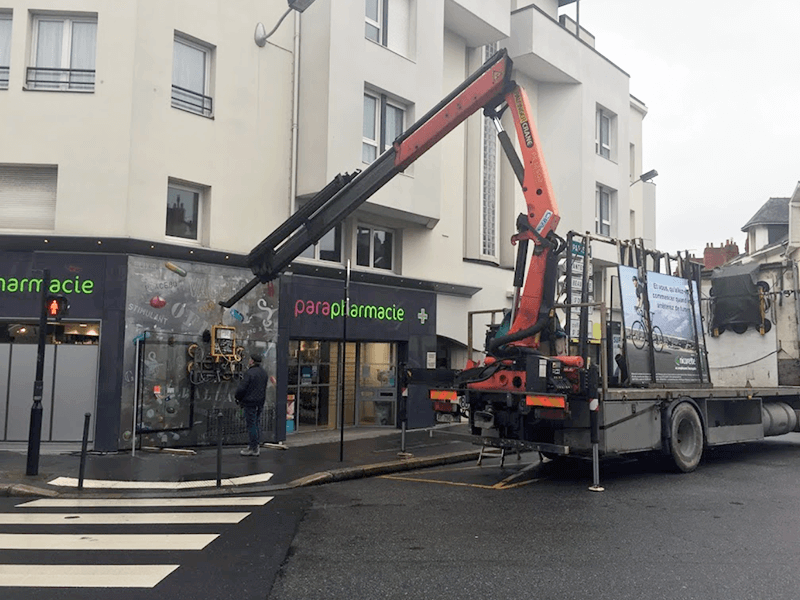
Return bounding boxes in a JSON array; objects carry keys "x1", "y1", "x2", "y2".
[{"x1": 0, "y1": 165, "x2": 58, "y2": 230}]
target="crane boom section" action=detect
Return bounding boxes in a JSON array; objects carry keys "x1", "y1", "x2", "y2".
[
  {"x1": 504, "y1": 84, "x2": 560, "y2": 342},
  {"x1": 222, "y1": 50, "x2": 516, "y2": 307}
]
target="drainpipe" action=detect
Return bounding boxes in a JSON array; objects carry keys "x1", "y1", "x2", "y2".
[
  {"x1": 290, "y1": 10, "x2": 301, "y2": 213},
  {"x1": 787, "y1": 184, "x2": 800, "y2": 350}
]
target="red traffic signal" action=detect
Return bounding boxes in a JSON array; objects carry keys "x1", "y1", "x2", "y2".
[{"x1": 46, "y1": 295, "x2": 69, "y2": 319}]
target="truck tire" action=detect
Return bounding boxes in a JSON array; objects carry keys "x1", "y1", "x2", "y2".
[{"x1": 669, "y1": 403, "x2": 703, "y2": 472}]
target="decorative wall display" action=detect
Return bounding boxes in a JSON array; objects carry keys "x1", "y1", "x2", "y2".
[{"x1": 121, "y1": 256, "x2": 278, "y2": 448}]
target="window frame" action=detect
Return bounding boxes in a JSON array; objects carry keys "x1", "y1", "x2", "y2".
[
  {"x1": 356, "y1": 224, "x2": 395, "y2": 271},
  {"x1": 365, "y1": 0, "x2": 385, "y2": 44},
  {"x1": 165, "y1": 181, "x2": 204, "y2": 244},
  {"x1": 0, "y1": 13, "x2": 11, "y2": 90},
  {"x1": 298, "y1": 224, "x2": 343, "y2": 264},
  {"x1": 480, "y1": 42, "x2": 500, "y2": 260},
  {"x1": 595, "y1": 184, "x2": 613, "y2": 237},
  {"x1": 171, "y1": 33, "x2": 213, "y2": 118},
  {"x1": 27, "y1": 14, "x2": 97, "y2": 92},
  {"x1": 595, "y1": 106, "x2": 613, "y2": 159},
  {"x1": 362, "y1": 90, "x2": 405, "y2": 165}
]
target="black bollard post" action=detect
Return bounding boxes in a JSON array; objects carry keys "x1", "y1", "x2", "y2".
[
  {"x1": 216, "y1": 411, "x2": 223, "y2": 488},
  {"x1": 78, "y1": 412, "x2": 91, "y2": 491}
]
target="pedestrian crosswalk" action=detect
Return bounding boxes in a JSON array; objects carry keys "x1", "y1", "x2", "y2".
[{"x1": 0, "y1": 495, "x2": 274, "y2": 588}]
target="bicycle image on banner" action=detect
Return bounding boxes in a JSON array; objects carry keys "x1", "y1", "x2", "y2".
[{"x1": 618, "y1": 265, "x2": 707, "y2": 385}]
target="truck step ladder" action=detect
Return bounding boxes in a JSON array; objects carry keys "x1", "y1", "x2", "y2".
[{"x1": 477, "y1": 444, "x2": 521, "y2": 467}]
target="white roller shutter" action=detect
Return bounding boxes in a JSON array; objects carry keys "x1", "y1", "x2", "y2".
[{"x1": 0, "y1": 165, "x2": 57, "y2": 230}]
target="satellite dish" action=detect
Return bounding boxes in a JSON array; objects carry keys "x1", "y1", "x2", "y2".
[{"x1": 254, "y1": 22, "x2": 268, "y2": 47}]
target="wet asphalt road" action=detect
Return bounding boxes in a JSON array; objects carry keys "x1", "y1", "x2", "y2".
[
  {"x1": 271, "y1": 434, "x2": 800, "y2": 600},
  {"x1": 1, "y1": 433, "x2": 799, "y2": 599}
]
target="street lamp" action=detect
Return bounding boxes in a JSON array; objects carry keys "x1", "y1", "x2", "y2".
[
  {"x1": 255, "y1": 0, "x2": 318, "y2": 47},
  {"x1": 630, "y1": 169, "x2": 658, "y2": 186}
]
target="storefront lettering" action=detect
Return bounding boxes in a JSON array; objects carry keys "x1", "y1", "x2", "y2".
[
  {"x1": 294, "y1": 299, "x2": 405, "y2": 322},
  {"x1": 0, "y1": 276, "x2": 95, "y2": 295}
]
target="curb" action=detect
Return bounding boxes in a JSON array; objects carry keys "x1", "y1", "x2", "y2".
[
  {"x1": 286, "y1": 450, "x2": 481, "y2": 488},
  {"x1": 0, "y1": 450, "x2": 481, "y2": 499},
  {"x1": 0, "y1": 483, "x2": 60, "y2": 498}
]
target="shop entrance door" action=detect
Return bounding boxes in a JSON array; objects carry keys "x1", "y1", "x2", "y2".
[
  {"x1": 356, "y1": 342, "x2": 397, "y2": 426},
  {"x1": 288, "y1": 340, "x2": 356, "y2": 431}
]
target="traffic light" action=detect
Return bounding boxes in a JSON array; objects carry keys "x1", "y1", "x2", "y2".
[{"x1": 45, "y1": 295, "x2": 69, "y2": 320}]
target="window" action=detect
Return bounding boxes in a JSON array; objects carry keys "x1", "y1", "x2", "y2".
[
  {"x1": 362, "y1": 91, "x2": 405, "y2": 164},
  {"x1": 595, "y1": 185, "x2": 612, "y2": 237},
  {"x1": 0, "y1": 165, "x2": 57, "y2": 230},
  {"x1": 365, "y1": 0, "x2": 382, "y2": 42},
  {"x1": 299, "y1": 225, "x2": 342, "y2": 263},
  {"x1": 365, "y1": 0, "x2": 410, "y2": 56},
  {"x1": 166, "y1": 182, "x2": 202, "y2": 241},
  {"x1": 172, "y1": 34, "x2": 212, "y2": 117},
  {"x1": 0, "y1": 15, "x2": 10, "y2": 90},
  {"x1": 481, "y1": 43, "x2": 499, "y2": 258},
  {"x1": 357, "y1": 225, "x2": 394, "y2": 270},
  {"x1": 595, "y1": 106, "x2": 613, "y2": 159},
  {"x1": 28, "y1": 15, "x2": 96, "y2": 91}
]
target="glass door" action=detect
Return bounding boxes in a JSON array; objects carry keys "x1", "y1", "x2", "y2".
[
  {"x1": 288, "y1": 340, "x2": 357, "y2": 431},
  {"x1": 357, "y1": 342, "x2": 397, "y2": 426}
]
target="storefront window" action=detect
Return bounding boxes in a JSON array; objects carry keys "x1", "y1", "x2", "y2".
[{"x1": 288, "y1": 340, "x2": 357, "y2": 431}]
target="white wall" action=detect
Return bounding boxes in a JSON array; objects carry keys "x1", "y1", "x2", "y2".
[{"x1": 0, "y1": 0, "x2": 293, "y2": 254}]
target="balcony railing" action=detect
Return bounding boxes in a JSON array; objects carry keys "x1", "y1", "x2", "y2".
[
  {"x1": 0, "y1": 66, "x2": 8, "y2": 90},
  {"x1": 171, "y1": 85, "x2": 213, "y2": 117},
  {"x1": 26, "y1": 67, "x2": 95, "y2": 92}
]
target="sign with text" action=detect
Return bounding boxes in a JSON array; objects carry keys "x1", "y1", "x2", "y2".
[
  {"x1": 618, "y1": 265, "x2": 706, "y2": 384},
  {"x1": 285, "y1": 275, "x2": 436, "y2": 341},
  {"x1": 0, "y1": 251, "x2": 108, "y2": 319}
]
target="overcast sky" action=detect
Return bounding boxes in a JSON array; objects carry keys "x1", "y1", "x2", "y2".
[{"x1": 569, "y1": 0, "x2": 800, "y2": 255}]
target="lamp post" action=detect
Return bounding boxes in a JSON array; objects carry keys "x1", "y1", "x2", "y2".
[
  {"x1": 26, "y1": 269, "x2": 49, "y2": 476},
  {"x1": 630, "y1": 169, "x2": 658, "y2": 186},
  {"x1": 255, "y1": 0, "x2": 318, "y2": 47}
]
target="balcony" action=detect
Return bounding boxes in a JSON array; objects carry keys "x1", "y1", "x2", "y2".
[
  {"x1": 26, "y1": 67, "x2": 95, "y2": 92},
  {"x1": 171, "y1": 85, "x2": 213, "y2": 118},
  {"x1": 0, "y1": 66, "x2": 8, "y2": 90}
]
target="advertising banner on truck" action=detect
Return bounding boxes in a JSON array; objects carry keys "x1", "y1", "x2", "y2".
[{"x1": 618, "y1": 265, "x2": 707, "y2": 384}]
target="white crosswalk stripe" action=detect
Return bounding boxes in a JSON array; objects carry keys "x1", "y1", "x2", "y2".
[{"x1": 0, "y1": 495, "x2": 274, "y2": 589}]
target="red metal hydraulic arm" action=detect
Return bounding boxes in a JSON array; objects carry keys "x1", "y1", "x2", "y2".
[
  {"x1": 221, "y1": 50, "x2": 521, "y2": 307},
  {"x1": 502, "y1": 84, "x2": 560, "y2": 349}
]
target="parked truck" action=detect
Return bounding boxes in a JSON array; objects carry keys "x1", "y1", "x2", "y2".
[{"x1": 222, "y1": 48, "x2": 800, "y2": 480}]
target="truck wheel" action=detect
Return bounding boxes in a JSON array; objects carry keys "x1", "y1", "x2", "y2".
[{"x1": 669, "y1": 403, "x2": 703, "y2": 472}]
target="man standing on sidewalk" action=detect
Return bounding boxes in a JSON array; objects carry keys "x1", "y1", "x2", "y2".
[{"x1": 235, "y1": 353, "x2": 268, "y2": 456}]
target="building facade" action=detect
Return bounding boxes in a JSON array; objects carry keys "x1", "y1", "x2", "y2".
[{"x1": 0, "y1": 0, "x2": 656, "y2": 449}]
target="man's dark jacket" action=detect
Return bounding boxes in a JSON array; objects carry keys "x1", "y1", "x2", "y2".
[{"x1": 235, "y1": 364, "x2": 268, "y2": 407}]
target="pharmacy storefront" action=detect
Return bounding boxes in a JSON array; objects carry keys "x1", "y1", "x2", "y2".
[{"x1": 281, "y1": 274, "x2": 437, "y2": 433}]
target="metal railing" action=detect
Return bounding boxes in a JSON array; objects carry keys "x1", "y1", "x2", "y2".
[
  {"x1": 171, "y1": 84, "x2": 213, "y2": 117},
  {"x1": 0, "y1": 66, "x2": 8, "y2": 89},
  {"x1": 26, "y1": 67, "x2": 95, "y2": 91}
]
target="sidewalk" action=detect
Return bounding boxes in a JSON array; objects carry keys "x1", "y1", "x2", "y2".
[{"x1": 0, "y1": 425, "x2": 480, "y2": 498}]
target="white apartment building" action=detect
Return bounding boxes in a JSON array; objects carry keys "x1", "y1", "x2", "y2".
[
  {"x1": 0, "y1": 0, "x2": 656, "y2": 449},
  {"x1": 290, "y1": 0, "x2": 656, "y2": 429}
]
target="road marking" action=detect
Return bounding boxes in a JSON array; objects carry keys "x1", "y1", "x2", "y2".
[
  {"x1": 0, "y1": 533, "x2": 219, "y2": 551},
  {"x1": 0, "y1": 564, "x2": 180, "y2": 588},
  {"x1": 380, "y1": 474, "x2": 498, "y2": 489},
  {"x1": 380, "y1": 461, "x2": 543, "y2": 490},
  {"x1": 0, "y1": 512, "x2": 250, "y2": 525},
  {"x1": 17, "y1": 496, "x2": 274, "y2": 508},
  {"x1": 47, "y1": 472, "x2": 274, "y2": 489}
]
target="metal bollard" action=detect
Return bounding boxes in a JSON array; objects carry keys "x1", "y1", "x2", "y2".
[
  {"x1": 216, "y1": 412, "x2": 223, "y2": 488},
  {"x1": 78, "y1": 412, "x2": 91, "y2": 491}
]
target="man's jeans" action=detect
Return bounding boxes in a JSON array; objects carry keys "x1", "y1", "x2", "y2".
[{"x1": 243, "y1": 404, "x2": 263, "y2": 450}]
